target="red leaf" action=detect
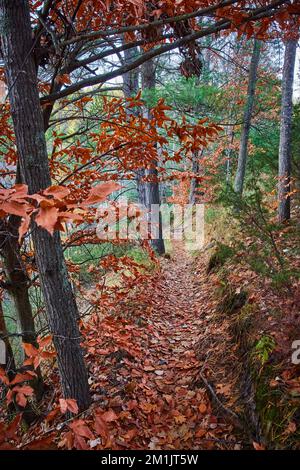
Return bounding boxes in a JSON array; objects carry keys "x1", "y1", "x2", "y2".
[
  {"x1": 45, "y1": 407, "x2": 60, "y2": 423},
  {"x1": 69, "y1": 419, "x2": 94, "y2": 439},
  {"x1": 10, "y1": 372, "x2": 36, "y2": 385},
  {"x1": 23, "y1": 435, "x2": 56, "y2": 450},
  {"x1": 94, "y1": 414, "x2": 108, "y2": 440},
  {"x1": 16, "y1": 393, "x2": 27, "y2": 408},
  {"x1": 6, "y1": 413, "x2": 22, "y2": 439},
  {"x1": 59, "y1": 398, "x2": 78, "y2": 415},
  {"x1": 101, "y1": 409, "x2": 118, "y2": 422},
  {"x1": 13, "y1": 385, "x2": 34, "y2": 396}
]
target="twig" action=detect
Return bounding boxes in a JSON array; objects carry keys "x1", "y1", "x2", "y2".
[{"x1": 198, "y1": 370, "x2": 244, "y2": 429}]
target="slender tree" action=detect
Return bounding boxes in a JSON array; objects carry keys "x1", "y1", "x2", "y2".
[
  {"x1": 0, "y1": 0, "x2": 90, "y2": 410},
  {"x1": 142, "y1": 59, "x2": 165, "y2": 255},
  {"x1": 278, "y1": 38, "x2": 297, "y2": 223},
  {"x1": 122, "y1": 44, "x2": 146, "y2": 206},
  {"x1": 234, "y1": 39, "x2": 261, "y2": 194}
]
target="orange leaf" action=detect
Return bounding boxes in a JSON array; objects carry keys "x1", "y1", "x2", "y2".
[
  {"x1": 23, "y1": 342, "x2": 39, "y2": 357},
  {"x1": 101, "y1": 409, "x2": 118, "y2": 422},
  {"x1": 198, "y1": 403, "x2": 207, "y2": 414},
  {"x1": 35, "y1": 206, "x2": 59, "y2": 234},
  {"x1": 1, "y1": 201, "x2": 28, "y2": 218},
  {"x1": 38, "y1": 334, "x2": 53, "y2": 349},
  {"x1": 253, "y1": 441, "x2": 266, "y2": 450},
  {"x1": 83, "y1": 182, "x2": 122, "y2": 206},
  {"x1": 56, "y1": 74, "x2": 71, "y2": 85},
  {"x1": 10, "y1": 372, "x2": 36, "y2": 385},
  {"x1": 94, "y1": 414, "x2": 108, "y2": 440},
  {"x1": 195, "y1": 428, "x2": 207, "y2": 438},
  {"x1": 43, "y1": 185, "x2": 70, "y2": 200}
]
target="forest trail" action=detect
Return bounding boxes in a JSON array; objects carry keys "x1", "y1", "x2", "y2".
[{"x1": 85, "y1": 243, "x2": 245, "y2": 450}]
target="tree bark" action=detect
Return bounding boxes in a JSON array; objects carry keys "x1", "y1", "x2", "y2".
[
  {"x1": 189, "y1": 151, "x2": 203, "y2": 205},
  {"x1": 122, "y1": 43, "x2": 146, "y2": 206},
  {"x1": 0, "y1": 216, "x2": 37, "y2": 345},
  {"x1": 278, "y1": 39, "x2": 297, "y2": 223},
  {"x1": 142, "y1": 59, "x2": 165, "y2": 255},
  {"x1": 0, "y1": 0, "x2": 90, "y2": 410},
  {"x1": 0, "y1": 300, "x2": 16, "y2": 381},
  {"x1": 123, "y1": 45, "x2": 139, "y2": 99},
  {"x1": 234, "y1": 39, "x2": 261, "y2": 195},
  {"x1": 0, "y1": 216, "x2": 44, "y2": 400}
]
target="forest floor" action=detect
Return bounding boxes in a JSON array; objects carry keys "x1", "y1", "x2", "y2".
[
  {"x1": 47, "y1": 242, "x2": 249, "y2": 450},
  {"x1": 11, "y1": 233, "x2": 300, "y2": 451}
]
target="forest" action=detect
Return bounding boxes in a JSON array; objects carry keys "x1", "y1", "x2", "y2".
[{"x1": 0, "y1": 0, "x2": 300, "y2": 456}]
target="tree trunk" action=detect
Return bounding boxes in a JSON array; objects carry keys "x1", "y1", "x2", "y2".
[
  {"x1": 0, "y1": 0, "x2": 90, "y2": 410},
  {"x1": 278, "y1": 39, "x2": 297, "y2": 223},
  {"x1": 189, "y1": 151, "x2": 203, "y2": 205},
  {"x1": 0, "y1": 216, "x2": 44, "y2": 400},
  {"x1": 142, "y1": 59, "x2": 165, "y2": 255},
  {"x1": 123, "y1": 45, "x2": 139, "y2": 99},
  {"x1": 0, "y1": 300, "x2": 16, "y2": 381},
  {"x1": 234, "y1": 39, "x2": 261, "y2": 194},
  {"x1": 0, "y1": 217, "x2": 37, "y2": 346},
  {"x1": 122, "y1": 44, "x2": 146, "y2": 206}
]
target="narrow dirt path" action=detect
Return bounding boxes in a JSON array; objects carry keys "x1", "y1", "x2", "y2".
[{"x1": 85, "y1": 243, "x2": 245, "y2": 450}]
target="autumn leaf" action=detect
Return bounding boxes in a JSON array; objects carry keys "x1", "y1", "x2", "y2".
[
  {"x1": 15, "y1": 393, "x2": 27, "y2": 408},
  {"x1": 101, "y1": 409, "x2": 118, "y2": 422},
  {"x1": 23, "y1": 435, "x2": 57, "y2": 450},
  {"x1": 195, "y1": 428, "x2": 207, "y2": 438},
  {"x1": 0, "y1": 368, "x2": 10, "y2": 386},
  {"x1": 10, "y1": 371, "x2": 37, "y2": 385},
  {"x1": 69, "y1": 419, "x2": 94, "y2": 440},
  {"x1": 1, "y1": 201, "x2": 28, "y2": 218},
  {"x1": 45, "y1": 407, "x2": 60, "y2": 423},
  {"x1": 253, "y1": 441, "x2": 266, "y2": 451},
  {"x1": 43, "y1": 185, "x2": 70, "y2": 200},
  {"x1": 23, "y1": 342, "x2": 39, "y2": 357},
  {"x1": 38, "y1": 335, "x2": 53, "y2": 349},
  {"x1": 13, "y1": 385, "x2": 33, "y2": 408},
  {"x1": 56, "y1": 74, "x2": 71, "y2": 85},
  {"x1": 5, "y1": 414, "x2": 22, "y2": 439},
  {"x1": 198, "y1": 403, "x2": 207, "y2": 414},
  {"x1": 93, "y1": 414, "x2": 109, "y2": 440},
  {"x1": 59, "y1": 398, "x2": 79, "y2": 415},
  {"x1": 83, "y1": 182, "x2": 122, "y2": 206},
  {"x1": 35, "y1": 205, "x2": 59, "y2": 234}
]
